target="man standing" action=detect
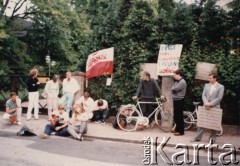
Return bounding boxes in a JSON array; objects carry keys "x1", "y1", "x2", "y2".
[
  {"x1": 191, "y1": 73, "x2": 224, "y2": 143},
  {"x1": 3, "y1": 92, "x2": 22, "y2": 125},
  {"x1": 133, "y1": 71, "x2": 162, "y2": 126},
  {"x1": 61, "y1": 72, "x2": 80, "y2": 116},
  {"x1": 171, "y1": 69, "x2": 187, "y2": 136}
]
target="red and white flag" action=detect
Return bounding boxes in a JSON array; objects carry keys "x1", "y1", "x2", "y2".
[{"x1": 86, "y1": 47, "x2": 114, "y2": 79}]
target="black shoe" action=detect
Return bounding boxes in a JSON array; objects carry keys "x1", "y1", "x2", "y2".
[{"x1": 190, "y1": 138, "x2": 200, "y2": 142}]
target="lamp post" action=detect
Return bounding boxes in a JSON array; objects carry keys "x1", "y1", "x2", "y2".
[{"x1": 45, "y1": 51, "x2": 56, "y2": 77}]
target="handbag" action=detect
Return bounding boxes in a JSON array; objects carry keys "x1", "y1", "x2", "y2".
[{"x1": 41, "y1": 91, "x2": 48, "y2": 98}]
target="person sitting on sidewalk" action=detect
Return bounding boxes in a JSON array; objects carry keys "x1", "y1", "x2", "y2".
[
  {"x1": 92, "y1": 99, "x2": 109, "y2": 125},
  {"x1": 67, "y1": 104, "x2": 91, "y2": 141},
  {"x1": 2, "y1": 92, "x2": 22, "y2": 125},
  {"x1": 75, "y1": 91, "x2": 94, "y2": 112},
  {"x1": 39, "y1": 105, "x2": 69, "y2": 139}
]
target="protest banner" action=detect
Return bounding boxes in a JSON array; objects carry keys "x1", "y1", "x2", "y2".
[
  {"x1": 195, "y1": 62, "x2": 217, "y2": 81},
  {"x1": 197, "y1": 106, "x2": 223, "y2": 131},
  {"x1": 157, "y1": 44, "x2": 183, "y2": 76},
  {"x1": 86, "y1": 47, "x2": 114, "y2": 79},
  {"x1": 140, "y1": 63, "x2": 158, "y2": 80}
]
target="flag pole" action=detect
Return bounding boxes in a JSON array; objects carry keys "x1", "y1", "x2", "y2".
[{"x1": 86, "y1": 78, "x2": 88, "y2": 88}]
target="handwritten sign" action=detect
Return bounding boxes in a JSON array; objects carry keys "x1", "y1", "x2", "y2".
[
  {"x1": 197, "y1": 106, "x2": 222, "y2": 131},
  {"x1": 38, "y1": 77, "x2": 49, "y2": 84},
  {"x1": 140, "y1": 63, "x2": 158, "y2": 80},
  {"x1": 195, "y1": 62, "x2": 217, "y2": 81},
  {"x1": 157, "y1": 44, "x2": 183, "y2": 76}
]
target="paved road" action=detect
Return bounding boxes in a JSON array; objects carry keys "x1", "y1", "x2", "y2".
[{"x1": 0, "y1": 131, "x2": 239, "y2": 166}]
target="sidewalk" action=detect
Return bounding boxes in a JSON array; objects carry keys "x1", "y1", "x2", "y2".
[{"x1": 0, "y1": 113, "x2": 239, "y2": 151}]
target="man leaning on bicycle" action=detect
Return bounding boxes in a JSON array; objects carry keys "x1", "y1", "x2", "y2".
[{"x1": 132, "y1": 71, "x2": 164, "y2": 128}]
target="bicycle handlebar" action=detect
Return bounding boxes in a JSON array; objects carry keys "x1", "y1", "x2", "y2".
[{"x1": 134, "y1": 96, "x2": 167, "y2": 104}]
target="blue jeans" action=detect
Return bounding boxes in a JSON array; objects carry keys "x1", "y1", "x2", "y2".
[
  {"x1": 60, "y1": 92, "x2": 74, "y2": 115},
  {"x1": 44, "y1": 123, "x2": 69, "y2": 137},
  {"x1": 93, "y1": 109, "x2": 109, "y2": 121}
]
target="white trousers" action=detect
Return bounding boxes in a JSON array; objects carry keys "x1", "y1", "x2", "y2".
[
  {"x1": 27, "y1": 91, "x2": 39, "y2": 119},
  {"x1": 47, "y1": 96, "x2": 58, "y2": 117}
]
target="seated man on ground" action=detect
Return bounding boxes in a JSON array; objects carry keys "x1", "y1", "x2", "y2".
[
  {"x1": 67, "y1": 104, "x2": 91, "y2": 141},
  {"x1": 92, "y1": 99, "x2": 109, "y2": 124},
  {"x1": 39, "y1": 105, "x2": 69, "y2": 139},
  {"x1": 2, "y1": 92, "x2": 22, "y2": 125},
  {"x1": 75, "y1": 91, "x2": 94, "y2": 112}
]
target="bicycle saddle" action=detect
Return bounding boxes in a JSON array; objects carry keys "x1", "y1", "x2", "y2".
[{"x1": 192, "y1": 102, "x2": 201, "y2": 106}]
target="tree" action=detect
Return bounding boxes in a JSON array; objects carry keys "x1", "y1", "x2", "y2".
[
  {"x1": 195, "y1": 0, "x2": 229, "y2": 51},
  {"x1": 25, "y1": 0, "x2": 88, "y2": 75}
]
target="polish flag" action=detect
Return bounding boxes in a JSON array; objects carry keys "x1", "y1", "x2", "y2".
[{"x1": 86, "y1": 47, "x2": 114, "y2": 79}]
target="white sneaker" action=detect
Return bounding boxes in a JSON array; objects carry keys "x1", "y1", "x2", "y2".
[
  {"x1": 101, "y1": 120, "x2": 106, "y2": 125},
  {"x1": 17, "y1": 121, "x2": 23, "y2": 126}
]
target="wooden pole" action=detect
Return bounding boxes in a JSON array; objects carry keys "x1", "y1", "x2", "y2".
[{"x1": 161, "y1": 76, "x2": 174, "y2": 125}]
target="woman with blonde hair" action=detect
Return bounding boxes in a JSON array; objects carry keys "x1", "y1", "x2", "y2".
[
  {"x1": 26, "y1": 68, "x2": 40, "y2": 120},
  {"x1": 67, "y1": 104, "x2": 91, "y2": 141}
]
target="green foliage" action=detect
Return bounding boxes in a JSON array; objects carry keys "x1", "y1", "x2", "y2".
[{"x1": 1, "y1": 0, "x2": 240, "y2": 124}]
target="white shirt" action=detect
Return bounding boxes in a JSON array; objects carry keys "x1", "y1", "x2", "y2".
[
  {"x1": 210, "y1": 82, "x2": 217, "y2": 95},
  {"x1": 51, "y1": 111, "x2": 69, "y2": 123},
  {"x1": 75, "y1": 96, "x2": 95, "y2": 112},
  {"x1": 94, "y1": 99, "x2": 108, "y2": 110},
  {"x1": 62, "y1": 78, "x2": 79, "y2": 94},
  {"x1": 44, "y1": 80, "x2": 59, "y2": 98}
]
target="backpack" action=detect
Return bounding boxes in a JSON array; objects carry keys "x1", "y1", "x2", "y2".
[{"x1": 17, "y1": 125, "x2": 37, "y2": 136}]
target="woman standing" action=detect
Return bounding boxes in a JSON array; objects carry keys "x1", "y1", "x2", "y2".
[
  {"x1": 44, "y1": 75, "x2": 60, "y2": 120},
  {"x1": 26, "y1": 68, "x2": 40, "y2": 120}
]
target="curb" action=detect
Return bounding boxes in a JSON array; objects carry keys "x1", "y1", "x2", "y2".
[{"x1": 85, "y1": 135, "x2": 240, "y2": 154}]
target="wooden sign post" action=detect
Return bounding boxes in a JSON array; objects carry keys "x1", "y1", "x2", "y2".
[{"x1": 157, "y1": 44, "x2": 183, "y2": 128}]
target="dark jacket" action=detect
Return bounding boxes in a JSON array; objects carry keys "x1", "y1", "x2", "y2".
[
  {"x1": 27, "y1": 77, "x2": 39, "y2": 92},
  {"x1": 136, "y1": 79, "x2": 161, "y2": 99}
]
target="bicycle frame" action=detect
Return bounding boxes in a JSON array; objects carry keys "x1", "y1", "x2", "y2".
[{"x1": 135, "y1": 98, "x2": 163, "y2": 119}]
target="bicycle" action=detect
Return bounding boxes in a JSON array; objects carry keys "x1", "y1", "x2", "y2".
[
  {"x1": 116, "y1": 97, "x2": 173, "y2": 132},
  {"x1": 178, "y1": 102, "x2": 223, "y2": 136}
]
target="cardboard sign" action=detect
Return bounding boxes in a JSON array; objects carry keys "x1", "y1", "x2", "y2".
[
  {"x1": 157, "y1": 44, "x2": 183, "y2": 76},
  {"x1": 38, "y1": 77, "x2": 49, "y2": 84},
  {"x1": 140, "y1": 63, "x2": 158, "y2": 80},
  {"x1": 195, "y1": 62, "x2": 217, "y2": 81},
  {"x1": 197, "y1": 106, "x2": 222, "y2": 131}
]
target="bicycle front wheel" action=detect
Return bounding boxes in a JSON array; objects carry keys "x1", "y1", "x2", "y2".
[
  {"x1": 116, "y1": 106, "x2": 141, "y2": 132},
  {"x1": 155, "y1": 108, "x2": 173, "y2": 132}
]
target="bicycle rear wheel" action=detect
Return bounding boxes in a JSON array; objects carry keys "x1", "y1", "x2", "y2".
[
  {"x1": 183, "y1": 111, "x2": 193, "y2": 130},
  {"x1": 116, "y1": 106, "x2": 141, "y2": 132},
  {"x1": 155, "y1": 108, "x2": 173, "y2": 132}
]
